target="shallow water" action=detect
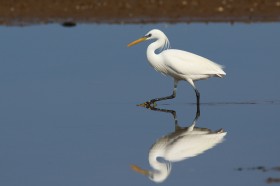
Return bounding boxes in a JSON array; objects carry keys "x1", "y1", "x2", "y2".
[{"x1": 0, "y1": 23, "x2": 280, "y2": 186}]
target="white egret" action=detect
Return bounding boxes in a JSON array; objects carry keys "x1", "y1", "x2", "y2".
[
  {"x1": 131, "y1": 107, "x2": 226, "y2": 183},
  {"x1": 128, "y1": 29, "x2": 226, "y2": 112}
]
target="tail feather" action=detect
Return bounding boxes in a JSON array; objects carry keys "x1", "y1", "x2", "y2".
[{"x1": 216, "y1": 74, "x2": 226, "y2": 78}]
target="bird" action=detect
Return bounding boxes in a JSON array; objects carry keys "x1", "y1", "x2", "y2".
[
  {"x1": 130, "y1": 106, "x2": 227, "y2": 183},
  {"x1": 128, "y1": 29, "x2": 226, "y2": 113}
]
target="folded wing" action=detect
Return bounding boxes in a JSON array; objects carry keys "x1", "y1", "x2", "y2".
[{"x1": 161, "y1": 49, "x2": 226, "y2": 80}]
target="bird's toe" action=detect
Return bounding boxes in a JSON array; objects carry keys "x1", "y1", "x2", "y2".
[{"x1": 137, "y1": 100, "x2": 157, "y2": 108}]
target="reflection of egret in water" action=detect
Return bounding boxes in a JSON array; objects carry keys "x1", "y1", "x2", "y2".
[{"x1": 131, "y1": 106, "x2": 227, "y2": 183}]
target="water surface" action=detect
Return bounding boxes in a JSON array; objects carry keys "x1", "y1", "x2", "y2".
[{"x1": 0, "y1": 23, "x2": 280, "y2": 186}]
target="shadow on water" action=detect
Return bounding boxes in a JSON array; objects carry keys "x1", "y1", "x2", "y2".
[
  {"x1": 130, "y1": 105, "x2": 227, "y2": 183},
  {"x1": 202, "y1": 100, "x2": 280, "y2": 106},
  {"x1": 157, "y1": 99, "x2": 280, "y2": 107}
]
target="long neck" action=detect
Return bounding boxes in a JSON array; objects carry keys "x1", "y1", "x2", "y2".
[
  {"x1": 146, "y1": 38, "x2": 166, "y2": 67},
  {"x1": 148, "y1": 147, "x2": 171, "y2": 182}
]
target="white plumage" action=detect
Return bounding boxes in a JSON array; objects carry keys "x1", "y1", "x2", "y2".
[
  {"x1": 131, "y1": 119, "x2": 226, "y2": 183},
  {"x1": 128, "y1": 29, "x2": 226, "y2": 111}
]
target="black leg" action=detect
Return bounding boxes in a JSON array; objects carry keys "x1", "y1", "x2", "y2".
[
  {"x1": 138, "y1": 79, "x2": 178, "y2": 107},
  {"x1": 150, "y1": 79, "x2": 178, "y2": 103},
  {"x1": 148, "y1": 106, "x2": 181, "y2": 130},
  {"x1": 145, "y1": 103, "x2": 201, "y2": 132},
  {"x1": 149, "y1": 91, "x2": 176, "y2": 103},
  {"x1": 195, "y1": 88, "x2": 200, "y2": 116},
  {"x1": 147, "y1": 106, "x2": 177, "y2": 122}
]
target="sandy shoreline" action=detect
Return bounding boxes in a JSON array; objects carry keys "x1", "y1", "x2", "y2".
[{"x1": 1, "y1": 0, "x2": 280, "y2": 26}]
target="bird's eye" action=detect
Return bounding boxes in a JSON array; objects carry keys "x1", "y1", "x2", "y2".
[{"x1": 146, "y1": 33, "x2": 152, "y2": 38}]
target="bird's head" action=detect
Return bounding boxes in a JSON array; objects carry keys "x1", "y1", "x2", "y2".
[
  {"x1": 130, "y1": 163, "x2": 171, "y2": 183},
  {"x1": 127, "y1": 29, "x2": 167, "y2": 47}
]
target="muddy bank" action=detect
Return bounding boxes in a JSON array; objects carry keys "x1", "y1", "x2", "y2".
[{"x1": 1, "y1": 0, "x2": 280, "y2": 26}]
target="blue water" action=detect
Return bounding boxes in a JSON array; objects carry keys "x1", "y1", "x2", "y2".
[{"x1": 0, "y1": 23, "x2": 279, "y2": 186}]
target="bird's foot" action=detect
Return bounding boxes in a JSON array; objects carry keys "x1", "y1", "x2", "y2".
[{"x1": 137, "y1": 100, "x2": 157, "y2": 108}]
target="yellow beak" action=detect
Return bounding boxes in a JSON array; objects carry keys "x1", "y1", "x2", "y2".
[
  {"x1": 127, "y1": 37, "x2": 147, "y2": 47},
  {"x1": 130, "y1": 164, "x2": 149, "y2": 176}
]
